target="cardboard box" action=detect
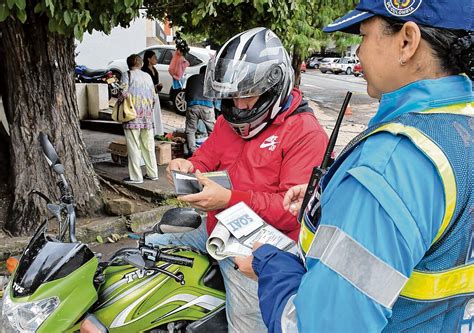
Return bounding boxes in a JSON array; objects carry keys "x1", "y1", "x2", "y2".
[
  {"x1": 156, "y1": 141, "x2": 172, "y2": 165},
  {"x1": 108, "y1": 140, "x2": 128, "y2": 157},
  {"x1": 107, "y1": 140, "x2": 172, "y2": 166}
]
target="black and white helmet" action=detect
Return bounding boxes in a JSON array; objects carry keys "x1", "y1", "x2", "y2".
[{"x1": 204, "y1": 27, "x2": 294, "y2": 139}]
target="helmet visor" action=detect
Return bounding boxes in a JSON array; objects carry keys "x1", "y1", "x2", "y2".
[{"x1": 203, "y1": 57, "x2": 283, "y2": 99}]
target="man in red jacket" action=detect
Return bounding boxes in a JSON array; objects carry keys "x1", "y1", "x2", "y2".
[{"x1": 149, "y1": 27, "x2": 328, "y2": 332}]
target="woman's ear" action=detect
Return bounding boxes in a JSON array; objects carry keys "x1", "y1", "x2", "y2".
[{"x1": 399, "y1": 21, "x2": 422, "y2": 63}]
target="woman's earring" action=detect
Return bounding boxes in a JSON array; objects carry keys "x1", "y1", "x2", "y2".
[{"x1": 399, "y1": 57, "x2": 407, "y2": 66}]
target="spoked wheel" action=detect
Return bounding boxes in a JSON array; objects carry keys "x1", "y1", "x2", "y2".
[{"x1": 172, "y1": 89, "x2": 187, "y2": 115}]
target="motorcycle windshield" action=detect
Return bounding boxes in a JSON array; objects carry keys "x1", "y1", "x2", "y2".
[{"x1": 12, "y1": 223, "x2": 94, "y2": 298}]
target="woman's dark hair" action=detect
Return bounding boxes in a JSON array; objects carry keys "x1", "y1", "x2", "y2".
[
  {"x1": 381, "y1": 17, "x2": 474, "y2": 80},
  {"x1": 126, "y1": 54, "x2": 142, "y2": 69},
  {"x1": 174, "y1": 32, "x2": 190, "y2": 56},
  {"x1": 143, "y1": 50, "x2": 155, "y2": 69}
]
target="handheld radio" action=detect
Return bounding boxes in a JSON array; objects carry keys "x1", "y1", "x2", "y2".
[{"x1": 297, "y1": 91, "x2": 353, "y2": 223}]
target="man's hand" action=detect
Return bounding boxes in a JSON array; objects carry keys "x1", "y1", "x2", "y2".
[
  {"x1": 234, "y1": 242, "x2": 264, "y2": 280},
  {"x1": 178, "y1": 170, "x2": 231, "y2": 211},
  {"x1": 282, "y1": 184, "x2": 308, "y2": 216},
  {"x1": 166, "y1": 158, "x2": 194, "y2": 184}
]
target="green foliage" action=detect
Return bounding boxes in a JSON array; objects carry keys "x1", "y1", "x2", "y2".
[
  {"x1": 0, "y1": 0, "x2": 143, "y2": 40},
  {"x1": 143, "y1": 0, "x2": 360, "y2": 60}
]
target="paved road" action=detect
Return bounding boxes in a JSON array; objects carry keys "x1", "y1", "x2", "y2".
[
  {"x1": 300, "y1": 69, "x2": 378, "y2": 125},
  {"x1": 300, "y1": 69, "x2": 372, "y2": 106}
]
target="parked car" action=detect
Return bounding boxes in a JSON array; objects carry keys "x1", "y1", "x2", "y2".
[
  {"x1": 353, "y1": 62, "x2": 364, "y2": 77},
  {"x1": 300, "y1": 62, "x2": 307, "y2": 72},
  {"x1": 308, "y1": 57, "x2": 323, "y2": 69},
  {"x1": 107, "y1": 45, "x2": 214, "y2": 114},
  {"x1": 331, "y1": 57, "x2": 358, "y2": 75},
  {"x1": 319, "y1": 57, "x2": 340, "y2": 74}
]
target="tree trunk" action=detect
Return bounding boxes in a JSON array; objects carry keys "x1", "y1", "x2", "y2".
[
  {"x1": 292, "y1": 46, "x2": 302, "y2": 88},
  {"x1": 0, "y1": 10, "x2": 102, "y2": 235}
]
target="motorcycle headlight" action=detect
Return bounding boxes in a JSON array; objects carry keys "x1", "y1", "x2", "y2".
[{"x1": 2, "y1": 284, "x2": 60, "y2": 333}]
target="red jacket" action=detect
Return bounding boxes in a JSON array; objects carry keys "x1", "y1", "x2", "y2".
[{"x1": 189, "y1": 89, "x2": 328, "y2": 241}]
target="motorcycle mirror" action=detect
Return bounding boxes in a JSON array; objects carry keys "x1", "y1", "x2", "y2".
[
  {"x1": 153, "y1": 208, "x2": 202, "y2": 234},
  {"x1": 39, "y1": 133, "x2": 64, "y2": 175},
  {"x1": 123, "y1": 253, "x2": 146, "y2": 269}
]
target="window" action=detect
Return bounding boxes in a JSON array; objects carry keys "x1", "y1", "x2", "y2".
[
  {"x1": 185, "y1": 53, "x2": 202, "y2": 67},
  {"x1": 161, "y1": 50, "x2": 173, "y2": 65},
  {"x1": 138, "y1": 48, "x2": 166, "y2": 62},
  {"x1": 159, "y1": 50, "x2": 203, "y2": 66}
]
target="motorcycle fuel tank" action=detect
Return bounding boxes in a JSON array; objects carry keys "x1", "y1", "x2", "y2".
[{"x1": 92, "y1": 247, "x2": 226, "y2": 332}]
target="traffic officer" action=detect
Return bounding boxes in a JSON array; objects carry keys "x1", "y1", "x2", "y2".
[{"x1": 235, "y1": 0, "x2": 474, "y2": 331}]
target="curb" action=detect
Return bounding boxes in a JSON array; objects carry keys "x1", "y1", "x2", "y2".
[
  {"x1": 0, "y1": 206, "x2": 174, "y2": 264},
  {"x1": 95, "y1": 169, "x2": 176, "y2": 202}
]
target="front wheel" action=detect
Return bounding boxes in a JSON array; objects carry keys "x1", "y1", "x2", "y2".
[
  {"x1": 345, "y1": 67, "x2": 352, "y2": 75},
  {"x1": 172, "y1": 89, "x2": 187, "y2": 114}
]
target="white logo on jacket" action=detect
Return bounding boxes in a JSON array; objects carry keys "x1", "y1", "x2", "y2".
[{"x1": 260, "y1": 135, "x2": 278, "y2": 151}]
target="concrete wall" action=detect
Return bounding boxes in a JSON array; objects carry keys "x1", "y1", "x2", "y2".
[{"x1": 75, "y1": 17, "x2": 147, "y2": 69}]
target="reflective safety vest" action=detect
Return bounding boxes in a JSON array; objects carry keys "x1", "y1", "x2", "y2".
[{"x1": 299, "y1": 102, "x2": 474, "y2": 331}]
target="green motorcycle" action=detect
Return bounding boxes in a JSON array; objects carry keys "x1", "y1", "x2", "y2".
[{"x1": 1, "y1": 133, "x2": 227, "y2": 333}]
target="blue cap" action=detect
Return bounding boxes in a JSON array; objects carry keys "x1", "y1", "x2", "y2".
[{"x1": 323, "y1": 0, "x2": 474, "y2": 34}]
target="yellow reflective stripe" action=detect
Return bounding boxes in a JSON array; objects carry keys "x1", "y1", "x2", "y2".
[
  {"x1": 418, "y1": 102, "x2": 474, "y2": 116},
  {"x1": 299, "y1": 218, "x2": 315, "y2": 255},
  {"x1": 370, "y1": 124, "x2": 456, "y2": 245},
  {"x1": 401, "y1": 264, "x2": 474, "y2": 300}
]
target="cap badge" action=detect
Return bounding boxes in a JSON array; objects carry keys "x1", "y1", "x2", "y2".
[{"x1": 385, "y1": 0, "x2": 422, "y2": 17}]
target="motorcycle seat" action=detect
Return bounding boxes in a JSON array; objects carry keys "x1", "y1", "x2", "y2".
[{"x1": 82, "y1": 68, "x2": 110, "y2": 77}]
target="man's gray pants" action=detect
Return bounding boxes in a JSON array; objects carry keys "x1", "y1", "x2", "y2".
[
  {"x1": 185, "y1": 104, "x2": 215, "y2": 153},
  {"x1": 145, "y1": 221, "x2": 268, "y2": 333}
]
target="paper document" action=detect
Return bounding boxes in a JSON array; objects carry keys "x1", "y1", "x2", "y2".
[{"x1": 206, "y1": 202, "x2": 296, "y2": 260}]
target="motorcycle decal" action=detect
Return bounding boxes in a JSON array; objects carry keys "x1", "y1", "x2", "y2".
[
  {"x1": 97, "y1": 265, "x2": 172, "y2": 309},
  {"x1": 152, "y1": 294, "x2": 225, "y2": 323},
  {"x1": 99, "y1": 276, "x2": 128, "y2": 300},
  {"x1": 124, "y1": 269, "x2": 156, "y2": 283},
  {"x1": 111, "y1": 291, "x2": 225, "y2": 328},
  {"x1": 110, "y1": 274, "x2": 182, "y2": 328},
  {"x1": 12, "y1": 282, "x2": 25, "y2": 294}
]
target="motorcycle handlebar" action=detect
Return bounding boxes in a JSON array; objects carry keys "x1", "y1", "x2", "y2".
[{"x1": 157, "y1": 252, "x2": 194, "y2": 267}]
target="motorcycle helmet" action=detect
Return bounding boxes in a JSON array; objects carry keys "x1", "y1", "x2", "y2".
[{"x1": 204, "y1": 27, "x2": 294, "y2": 139}]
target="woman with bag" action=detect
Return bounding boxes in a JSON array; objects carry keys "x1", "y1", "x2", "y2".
[{"x1": 120, "y1": 54, "x2": 159, "y2": 184}]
